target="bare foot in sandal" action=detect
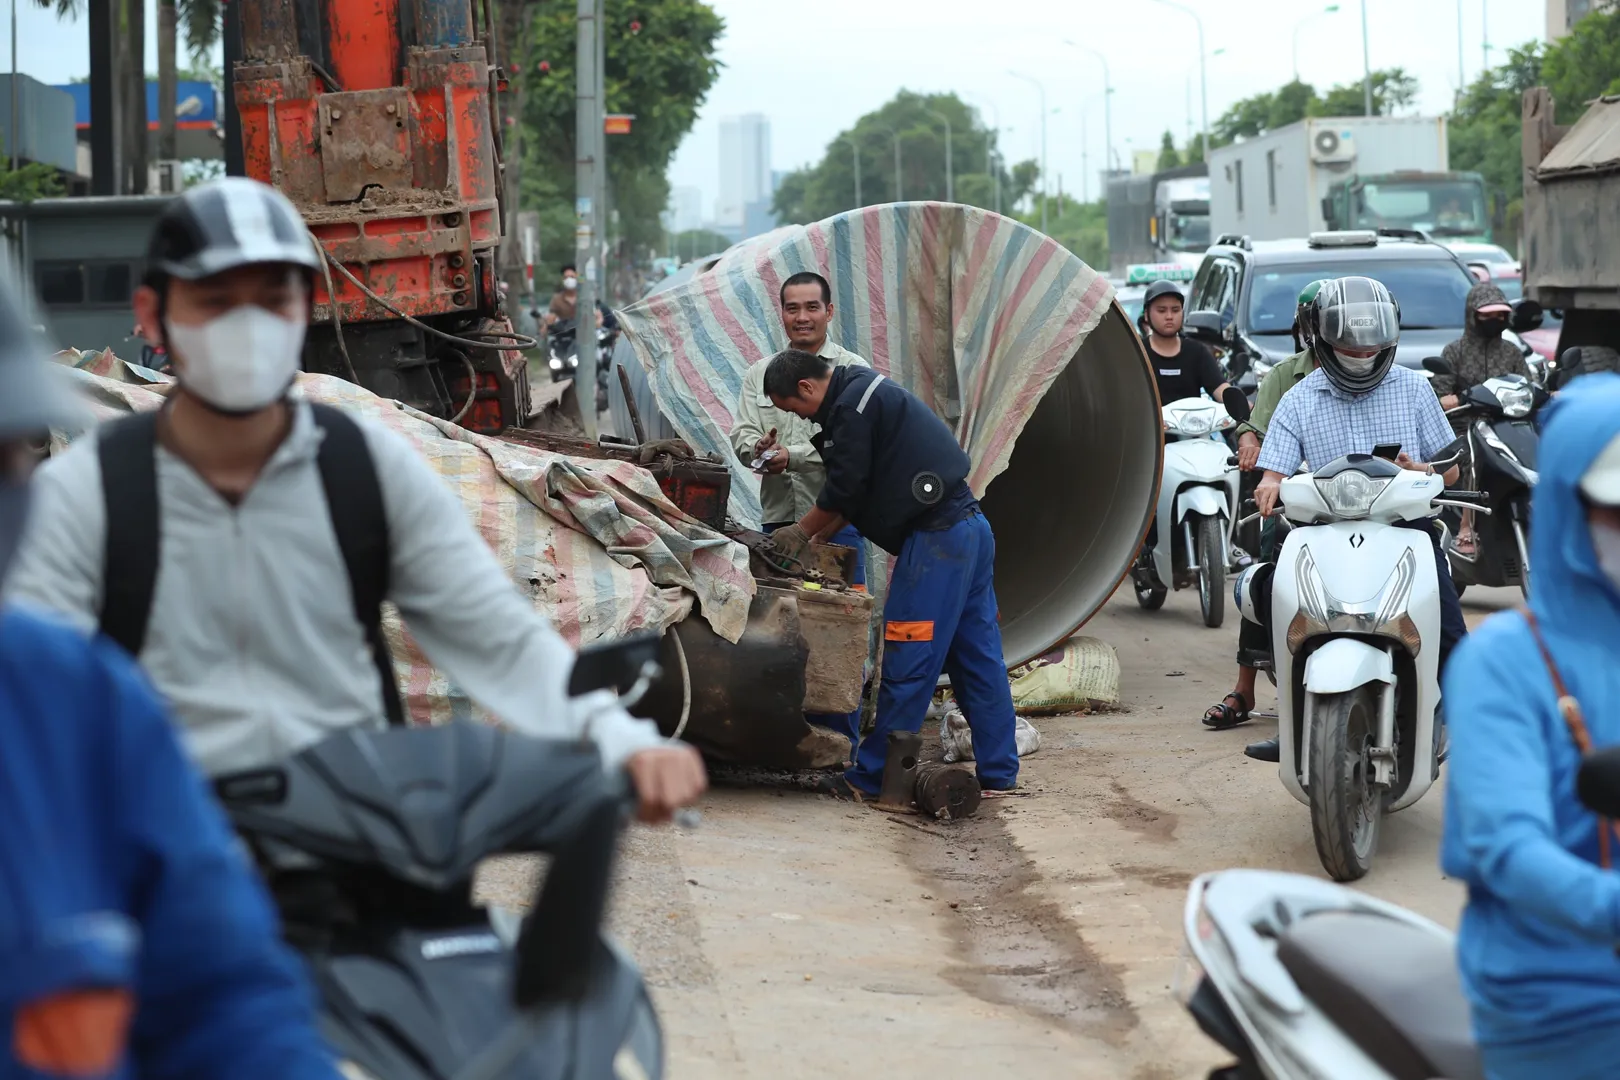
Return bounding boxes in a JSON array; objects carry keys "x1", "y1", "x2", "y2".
[{"x1": 1203, "y1": 691, "x2": 1253, "y2": 730}]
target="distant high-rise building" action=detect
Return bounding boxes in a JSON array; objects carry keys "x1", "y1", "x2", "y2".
[
  {"x1": 717, "y1": 113, "x2": 772, "y2": 233},
  {"x1": 669, "y1": 185, "x2": 704, "y2": 233},
  {"x1": 1549, "y1": 0, "x2": 1613, "y2": 39}
]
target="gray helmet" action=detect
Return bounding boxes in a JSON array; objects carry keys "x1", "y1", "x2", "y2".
[
  {"x1": 1308, "y1": 276, "x2": 1401, "y2": 395},
  {"x1": 0, "y1": 267, "x2": 85, "y2": 440},
  {"x1": 1142, "y1": 279, "x2": 1185, "y2": 311},
  {"x1": 144, "y1": 176, "x2": 319, "y2": 288}
]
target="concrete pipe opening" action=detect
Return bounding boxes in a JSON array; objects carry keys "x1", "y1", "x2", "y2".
[{"x1": 979, "y1": 302, "x2": 1163, "y2": 666}]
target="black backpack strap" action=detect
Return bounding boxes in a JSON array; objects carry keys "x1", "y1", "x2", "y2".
[
  {"x1": 309, "y1": 404, "x2": 406, "y2": 727},
  {"x1": 97, "y1": 412, "x2": 163, "y2": 656}
]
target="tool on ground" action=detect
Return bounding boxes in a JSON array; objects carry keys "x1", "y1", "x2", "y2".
[{"x1": 876, "y1": 731, "x2": 923, "y2": 811}]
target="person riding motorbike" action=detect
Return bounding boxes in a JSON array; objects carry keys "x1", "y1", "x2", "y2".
[
  {"x1": 1242, "y1": 276, "x2": 1465, "y2": 762},
  {"x1": 1203, "y1": 280, "x2": 1325, "y2": 732},
  {"x1": 1440, "y1": 373, "x2": 1620, "y2": 1080},
  {"x1": 5, "y1": 177, "x2": 705, "y2": 823},
  {"x1": 1434, "y1": 281, "x2": 1533, "y2": 555},
  {"x1": 0, "y1": 269, "x2": 344, "y2": 1080}
]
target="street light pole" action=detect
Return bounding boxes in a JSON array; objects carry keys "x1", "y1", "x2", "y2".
[
  {"x1": 1362, "y1": 0, "x2": 1373, "y2": 116},
  {"x1": 1456, "y1": 0, "x2": 1466, "y2": 96},
  {"x1": 9, "y1": 0, "x2": 16, "y2": 173},
  {"x1": 1009, "y1": 71, "x2": 1048, "y2": 233},
  {"x1": 924, "y1": 108, "x2": 953, "y2": 202},
  {"x1": 573, "y1": 0, "x2": 600, "y2": 438},
  {"x1": 1292, "y1": 5, "x2": 1341, "y2": 84},
  {"x1": 1150, "y1": 0, "x2": 1208, "y2": 163},
  {"x1": 1480, "y1": 0, "x2": 1489, "y2": 73},
  {"x1": 845, "y1": 136, "x2": 862, "y2": 207},
  {"x1": 1063, "y1": 40, "x2": 1113, "y2": 178}
]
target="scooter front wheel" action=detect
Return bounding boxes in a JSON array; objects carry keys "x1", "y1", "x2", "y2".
[
  {"x1": 1196, "y1": 514, "x2": 1226, "y2": 628},
  {"x1": 1135, "y1": 583, "x2": 1168, "y2": 610},
  {"x1": 1308, "y1": 686, "x2": 1385, "y2": 882}
]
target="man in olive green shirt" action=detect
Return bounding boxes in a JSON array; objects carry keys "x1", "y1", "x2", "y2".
[
  {"x1": 1205, "y1": 281, "x2": 1324, "y2": 747},
  {"x1": 729, "y1": 271, "x2": 869, "y2": 526}
]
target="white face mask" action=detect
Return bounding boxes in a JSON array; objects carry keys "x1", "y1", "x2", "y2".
[
  {"x1": 167, "y1": 306, "x2": 305, "y2": 413},
  {"x1": 562, "y1": 276, "x2": 578, "y2": 291},
  {"x1": 1594, "y1": 520, "x2": 1620, "y2": 591},
  {"x1": 1334, "y1": 349, "x2": 1378, "y2": 375}
]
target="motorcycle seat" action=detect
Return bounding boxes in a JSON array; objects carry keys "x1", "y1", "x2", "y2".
[{"x1": 1276, "y1": 910, "x2": 1484, "y2": 1080}]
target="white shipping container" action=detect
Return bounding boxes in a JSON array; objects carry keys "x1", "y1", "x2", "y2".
[{"x1": 1208, "y1": 116, "x2": 1449, "y2": 242}]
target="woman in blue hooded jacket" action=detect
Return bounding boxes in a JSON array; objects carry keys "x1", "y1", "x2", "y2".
[{"x1": 1441, "y1": 372, "x2": 1620, "y2": 1079}]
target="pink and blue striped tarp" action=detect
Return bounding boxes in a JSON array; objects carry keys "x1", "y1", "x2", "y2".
[{"x1": 617, "y1": 202, "x2": 1116, "y2": 527}]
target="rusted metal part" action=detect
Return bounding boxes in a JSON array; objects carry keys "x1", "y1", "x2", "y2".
[
  {"x1": 616, "y1": 364, "x2": 648, "y2": 444},
  {"x1": 410, "y1": 0, "x2": 473, "y2": 48},
  {"x1": 876, "y1": 731, "x2": 923, "y2": 811},
  {"x1": 914, "y1": 763, "x2": 982, "y2": 822},
  {"x1": 319, "y1": 88, "x2": 414, "y2": 200},
  {"x1": 498, "y1": 427, "x2": 732, "y2": 531},
  {"x1": 787, "y1": 584, "x2": 873, "y2": 714},
  {"x1": 325, "y1": 0, "x2": 400, "y2": 92},
  {"x1": 240, "y1": 0, "x2": 300, "y2": 60}
]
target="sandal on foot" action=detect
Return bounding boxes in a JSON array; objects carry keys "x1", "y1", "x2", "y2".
[{"x1": 1203, "y1": 692, "x2": 1253, "y2": 730}]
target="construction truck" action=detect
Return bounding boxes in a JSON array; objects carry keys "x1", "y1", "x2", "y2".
[
  {"x1": 1208, "y1": 115, "x2": 1492, "y2": 244},
  {"x1": 1521, "y1": 87, "x2": 1620, "y2": 365},
  {"x1": 1106, "y1": 164, "x2": 1210, "y2": 276},
  {"x1": 230, "y1": 0, "x2": 529, "y2": 434}
]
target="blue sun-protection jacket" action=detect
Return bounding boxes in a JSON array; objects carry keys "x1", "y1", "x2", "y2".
[
  {"x1": 0, "y1": 604, "x2": 338, "y2": 1079},
  {"x1": 1441, "y1": 373, "x2": 1620, "y2": 1064}
]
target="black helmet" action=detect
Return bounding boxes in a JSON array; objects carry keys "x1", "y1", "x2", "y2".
[
  {"x1": 144, "y1": 177, "x2": 319, "y2": 288},
  {"x1": 1142, "y1": 279, "x2": 1185, "y2": 310},
  {"x1": 1307, "y1": 276, "x2": 1401, "y2": 395}
]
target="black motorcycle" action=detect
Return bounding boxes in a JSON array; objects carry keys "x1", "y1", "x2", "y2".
[
  {"x1": 217, "y1": 635, "x2": 668, "y2": 1080},
  {"x1": 546, "y1": 318, "x2": 581, "y2": 384},
  {"x1": 1423, "y1": 356, "x2": 1547, "y2": 599}
]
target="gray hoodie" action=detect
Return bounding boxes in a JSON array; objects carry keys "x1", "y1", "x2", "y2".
[{"x1": 5, "y1": 400, "x2": 667, "y2": 776}]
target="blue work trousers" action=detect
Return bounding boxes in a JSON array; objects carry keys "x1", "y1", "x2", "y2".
[
  {"x1": 848, "y1": 512, "x2": 1019, "y2": 794},
  {"x1": 764, "y1": 521, "x2": 866, "y2": 744}
]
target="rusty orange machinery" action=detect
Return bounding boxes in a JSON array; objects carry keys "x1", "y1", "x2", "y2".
[{"x1": 230, "y1": 0, "x2": 527, "y2": 433}]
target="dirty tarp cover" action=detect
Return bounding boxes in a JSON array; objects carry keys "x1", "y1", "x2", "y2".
[
  {"x1": 615, "y1": 202, "x2": 1116, "y2": 527},
  {"x1": 53, "y1": 349, "x2": 755, "y2": 725}
]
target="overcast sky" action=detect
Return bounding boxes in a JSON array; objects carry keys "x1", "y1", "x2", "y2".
[{"x1": 669, "y1": 0, "x2": 1545, "y2": 214}]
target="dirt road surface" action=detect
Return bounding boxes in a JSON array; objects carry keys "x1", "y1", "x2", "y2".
[{"x1": 477, "y1": 584, "x2": 1517, "y2": 1079}]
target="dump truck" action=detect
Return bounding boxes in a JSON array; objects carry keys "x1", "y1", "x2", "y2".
[
  {"x1": 1209, "y1": 115, "x2": 1491, "y2": 244},
  {"x1": 1520, "y1": 87, "x2": 1620, "y2": 363},
  {"x1": 1107, "y1": 164, "x2": 1210, "y2": 276}
]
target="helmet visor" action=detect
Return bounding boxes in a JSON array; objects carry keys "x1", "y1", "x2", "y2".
[{"x1": 1317, "y1": 284, "x2": 1399, "y2": 354}]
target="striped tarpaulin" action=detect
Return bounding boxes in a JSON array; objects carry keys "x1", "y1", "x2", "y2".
[
  {"x1": 617, "y1": 202, "x2": 1116, "y2": 527},
  {"x1": 51, "y1": 354, "x2": 755, "y2": 726}
]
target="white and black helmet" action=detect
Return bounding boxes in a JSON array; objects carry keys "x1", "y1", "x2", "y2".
[
  {"x1": 1308, "y1": 276, "x2": 1402, "y2": 395},
  {"x1": 144, "y1": 177, "x2": 319, "y2": 288}
]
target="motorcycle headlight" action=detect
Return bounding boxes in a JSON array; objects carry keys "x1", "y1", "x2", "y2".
[
  {"x1": 1494, "y1": 383, "x2": 1535, "y2": 418},
  {"x1": 1172, "y1": 411, "x2": 1214, "y2": 437},
  {"x1": 548, "y1": 356, "x2": 563, "y2": 370},
  {"x1": 1313, "y1": 470, "x2": 1389, "y2": 520}
]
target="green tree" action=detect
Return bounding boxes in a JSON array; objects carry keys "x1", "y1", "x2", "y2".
[
  {"x1": 1156, "y1": 130, "x2": 1181, "y2": 171},
  {"x1": 1541, "y1": 7, "x2": 1620, "y2": 119},
  {"x1": 1268, "y1": 80, "x2": 1319, "y2": 129},
  {"x1": 670, "y1": 228, "x2": 735, "y2": 260},
  {"x1": 1317, "y1": 68, "x2": 1419, "y2": 116},
  {"x1": 0, "y1": 137, "x2": 64, "y2": 200},
  {"x1": 1015, "y1": 192, "x2": 1106, "y2": 268},
  {"x1": 520, "y1": 0, "x2": 724, "y2": 263},
  {"x1": 1214, "y1": 90, "x2": 1275, "y2": 143}
]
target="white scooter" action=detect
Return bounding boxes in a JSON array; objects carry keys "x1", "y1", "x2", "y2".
[
  {"x1": 1133, "y1": 397, "x2": 1244, "y2": 628},
  {"x1": 1176, "y1": 868, "x2": 1483, "y2": 1080},
  {"x1": 1234, "y1": 452, "x2": 1484, "y2": 881}
]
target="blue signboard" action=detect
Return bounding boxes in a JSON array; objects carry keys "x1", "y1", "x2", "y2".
[{"x1": 57, "y1": 80, "x2": 219, "y2": 129}]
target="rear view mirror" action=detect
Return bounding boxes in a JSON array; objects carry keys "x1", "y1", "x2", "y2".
[
  {"x1": 1221, "y1": 385, "x2": 1252, "y2": 425},
  {"x1": 1510, "y1": 298, "x2": 1545, "y2": 334},
  {"x1": 1577, "y1": 747, "x2": 1620, "y2": 820},
  {"x1": 511, "y1": 784, "x2": 623, "y2": 1008},
  {"x1": 1467, "y1": 262, "x2": 1491, "y2": 283},
  {"x1": 1184, "y1": 310, "x2": 1227, "y2": 346},
  {"x1": 567, "y1": 632, "x2": 662, "y2": 698},
  {"x1": 1422, "y1": 356, "x2": 1453, "y2": 377}
]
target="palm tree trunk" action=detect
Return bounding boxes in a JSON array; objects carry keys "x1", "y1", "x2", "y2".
[
  {"x1": 125, "y1": 0, "x2": 148, "y2": 193},
  {"x1": 158, "y1": 0, "x2": 177, "y2": 167}
]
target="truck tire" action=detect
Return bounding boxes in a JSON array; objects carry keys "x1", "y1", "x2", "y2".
[
  {"x1": 1308, "y1": 685, "x2": 1385, "y2": 882},
  {"x1": 1197, "y1": 514, "x2": 1226, "y2": 628}
]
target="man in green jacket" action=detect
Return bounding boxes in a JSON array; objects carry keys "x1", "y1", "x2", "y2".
[{"x1": 1203, "y1": 280, "x2": 1324, "y2": 734}]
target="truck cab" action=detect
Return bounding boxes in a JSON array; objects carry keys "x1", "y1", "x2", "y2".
[{"x1": 1322, "y1": 171, "x2": 1491, "y2": 243}]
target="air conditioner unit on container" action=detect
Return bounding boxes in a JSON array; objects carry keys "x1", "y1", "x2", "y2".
[{"x1": 1310, "y1": 126, "x2": 1357, "y2": 166}]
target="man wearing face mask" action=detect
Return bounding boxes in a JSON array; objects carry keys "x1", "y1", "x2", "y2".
[
  {"x1": 1440, "y1": 374, "x2": 1620, "y2": 1080},
  {"x1": 6, "y1": 177, "x2": 706, "y2": 822},
  {"x1": 1245, "y1": 276, "x2": 1466, "y2": 762},
  {"x1": 0, "y1": 270, "x2": 343, "y2": 1080}
]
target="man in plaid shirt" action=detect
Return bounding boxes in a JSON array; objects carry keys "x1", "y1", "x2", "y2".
[{"x1": 1244, "y1": 277, "x2": 1466, "y2": 762}]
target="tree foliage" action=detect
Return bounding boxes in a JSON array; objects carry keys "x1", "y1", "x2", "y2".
[
  {"x1": 0, "y1": 138, "x2": 64, "y2": 201},
  {"x1": 771, "y1": 90, "x2": 1036, "y2": 224},
  {"x1": 1156, "y1": 130, "x2": 1181, "y2": 171},
  {"x1": 1211, "y1": 69, "x2": 1419, "y2": 145},
  {"x1": 519, "y1": 0, "x2": 724, "y2": 265}
]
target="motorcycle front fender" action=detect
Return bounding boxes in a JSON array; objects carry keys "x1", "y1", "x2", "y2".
[
  {"x1": 1302, "y1": 637, "x2": 1394, "y2": 695},
  {"x1": 1175, "y1": 484, "x2": 1230, "y2": 525}
]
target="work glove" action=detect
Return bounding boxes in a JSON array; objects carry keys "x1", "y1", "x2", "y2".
[
  {"x1": 769, "y1": 523, "x2": 813, "y2": 565},
  {"x1": 635, "y1": 438, "x2": 695, "y2": 466}
]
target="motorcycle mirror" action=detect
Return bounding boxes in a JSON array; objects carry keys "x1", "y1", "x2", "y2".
[
  {"x1": 1183, "y1": 310, "x2": 1227, "y2": 346},
  {"x1": 1510, "y1": 297, "x2": 1545, "y2": 334},
  {"x1": 1422, "y1": 356, "x2": 1453, "y2": 377},
  {"x1": 1220, "y1": 385, "x2": 1252, "y2": 424},
  {"x1": 1577, "y1": 747, "x2": 1620, "y2": 820},
  {"x1": 567, "y1": 631, "x2": 663, "y2": 698},
  {"x1": 511, "y1": 785, "x2": 622, "y2": 1008}
]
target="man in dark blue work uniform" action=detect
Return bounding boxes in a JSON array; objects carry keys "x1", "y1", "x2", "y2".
[
  {"x1": 0, "y1": 273, "x2": 341, "y2": 1078},
  {"x1": 764, "y1": 348, "x2": 1019, "y2": 799}
]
